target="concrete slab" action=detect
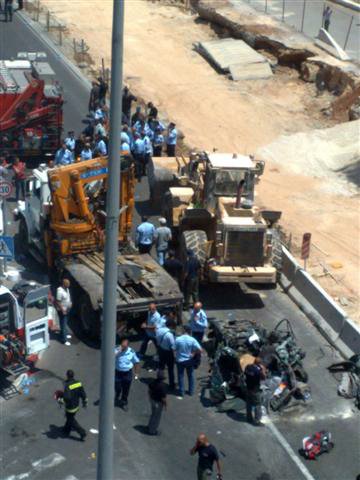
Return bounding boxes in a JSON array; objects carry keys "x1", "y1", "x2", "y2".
[
  {"x1": 197, "y1": 38, "x2": 269, "y2": 73},
  {"x1": 230, "y1": 61, "x2": 273, "y2": 81}
]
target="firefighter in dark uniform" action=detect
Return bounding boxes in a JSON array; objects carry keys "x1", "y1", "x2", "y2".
[{"x1": 59, "y1": 370, "x2": 88, "y2": 441}]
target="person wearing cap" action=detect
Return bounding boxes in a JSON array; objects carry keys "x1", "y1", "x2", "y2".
[
  {"x1": 155, "y1": 218, "x2": 172, "y2": 266},
  {"x1": 153, "y1": 127, "x2": 164, "y2": 157},
  {"x1": 189, "y1": 302, "x2": 208, "y2": 344},
  {"x1": 156, "y1": 313, "x2": 177, "y2": 390},
  {"x1": 183, "y1": 249, "x2": 201, "y2": 310},
  {"x1": 114, "y1": 337, "x2": 140, "y2": 411},
  {"x1": 166, "y1": 122, "x2": 177, "y2": 157},
  {"x1": 175, "y1": 324, "x2": 202, "y2": 398}
]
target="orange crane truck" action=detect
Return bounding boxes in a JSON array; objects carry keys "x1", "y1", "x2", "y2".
[{"x1": 15, "y1": 156, "x2": 183, "y2": 338}]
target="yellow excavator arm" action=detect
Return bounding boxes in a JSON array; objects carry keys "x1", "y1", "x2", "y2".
[{"x1": 45, "y1": 156, "x2": 134, "y2": 266}]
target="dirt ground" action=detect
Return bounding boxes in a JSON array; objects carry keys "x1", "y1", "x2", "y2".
[{"x1": 40, "y1": 0, "x2": 359, "y2": 322}]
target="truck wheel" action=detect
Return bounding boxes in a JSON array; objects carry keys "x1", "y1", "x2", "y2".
[
  {"x1": 270, "y1": 228, "x2": 283, "y2": 281},
  {"x1": 18, "y1": 218, "x2": 29, "y2": 254},
  {"x1": 180, "y1": 230, "x2": 208, "y2": 266},
  {"x1": 78, "y1": 293, "x2": 101, "y2": 340}
]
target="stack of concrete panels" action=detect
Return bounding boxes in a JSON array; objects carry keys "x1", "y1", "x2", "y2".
[{"x1": 197, "y1": 38, "x2": 273, "y2": 81}]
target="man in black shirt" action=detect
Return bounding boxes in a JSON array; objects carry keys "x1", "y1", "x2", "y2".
[
  {"x1": 245, "y1": 357, "x2": 266, "y2": 426},
  {"x1": 164, "y1": 250, "x2": 183, "y2": 286},
  {"x1": 97, "y1": 77, "x2": 108, "y2": 106},
  {"x1": 183, "y1": 249, "x2": 201, "y2": 309},
  {"x1": 190, "y1": 433, "x2": 222, "y2": 480},
  {"x1": 88, "y1": 81, "x2": 100, "y2": 113},
  {"x1": 122, "y1": 86, "x2": 137, "y2": 123},
  {"x1": 147, "y1": 102, "x2": 158, "y2": 119},
  {"x1": 147, "y1": 374, "x2": 167, "y2": 436}
]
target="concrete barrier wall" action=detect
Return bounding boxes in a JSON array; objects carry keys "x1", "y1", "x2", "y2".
[{"x1": 280, "y1": 247, "x2": 360, "y2": 358}]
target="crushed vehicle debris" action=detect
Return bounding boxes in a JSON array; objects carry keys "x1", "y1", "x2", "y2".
[{"x1": 205, "y1": 317, "x2": 311, "y2": 414}]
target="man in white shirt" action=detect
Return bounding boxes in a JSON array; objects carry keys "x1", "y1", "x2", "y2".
[{"x1": 56, "y1": 278, "x2": 72, "y2": 346}]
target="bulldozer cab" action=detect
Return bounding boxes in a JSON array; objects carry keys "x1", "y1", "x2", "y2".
[{"x1": 203, "y1": 153, "x2": 264, "y2": 210}]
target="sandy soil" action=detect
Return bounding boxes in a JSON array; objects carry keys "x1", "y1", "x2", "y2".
[{"x1": 40, "y1": 0, "x2": 360, "y2": 322}]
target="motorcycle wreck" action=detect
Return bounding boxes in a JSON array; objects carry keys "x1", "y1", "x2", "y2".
[{"x1": 204, "y1": 317, "x2": 311, "y2": 414}]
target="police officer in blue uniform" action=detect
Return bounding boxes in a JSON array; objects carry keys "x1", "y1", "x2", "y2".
[
  {"x1": 115, "y1": 337, "x2": 140, "y2": 411},
  {"x1": 136, "y1": 216, "x2": 156, "y2": 254},
  {"x1": 156, "y1": 313, "x2": 177, "y2": 390},
  {"x1": 55, "y1": 142, "x2": 74, "y2": 166},
  {"x1": 175, "y1": 325, "x2": 202, "y2": 398}
]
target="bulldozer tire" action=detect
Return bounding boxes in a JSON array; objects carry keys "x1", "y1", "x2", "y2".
[
  {"x1": 78, "y1": 293, "x2": 101, "y2": 340},
  {"x1": 271, "y1": 228, "x2": 283, "y2": 281},
  {"x1": 180, "y1": 230, "x2": 208, "y2": 266}
]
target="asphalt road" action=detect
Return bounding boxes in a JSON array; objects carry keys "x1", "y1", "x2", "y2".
[
  {"x1": 0, "y1": 10, "x2": 359, "y2": 480},
  {"x1": 233, "y1": 0, "x2": 360, "y2": 61}
]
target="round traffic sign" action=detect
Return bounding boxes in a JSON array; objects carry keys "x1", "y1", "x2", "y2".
[{"x1": 0, "y1": 181, "x2": 13, "y2": 199}]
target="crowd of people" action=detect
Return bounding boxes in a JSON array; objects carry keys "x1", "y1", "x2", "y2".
[
  {"x1": 54, "y1": 82, "x2": 178, "y2": 183},
  {"x1": 56, "y1": 271, "x2": 225, "y2": 478}
]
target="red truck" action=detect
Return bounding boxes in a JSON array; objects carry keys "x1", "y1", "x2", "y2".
[{"x1": 0, "y1": 53, "x2": 63, "y2": 165}]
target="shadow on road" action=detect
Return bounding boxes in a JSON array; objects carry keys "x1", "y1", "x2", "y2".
[
  {"x1": 44, "y1": 424, "x2": 84, "y2": 442},
  {"x1": 199, "y1": 283, "x2": 264, "y2": 310}
]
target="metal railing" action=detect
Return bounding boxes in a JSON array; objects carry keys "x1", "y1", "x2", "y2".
[{"x1": 245, "y1": 0, "x2": 359, "y2": 60}]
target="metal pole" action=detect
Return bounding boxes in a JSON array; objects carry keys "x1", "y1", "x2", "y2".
[
  {"x1": 265, "y1": 0, "x2": 268, "y2": 14},
  {"x1": 301, "y1": 0, "x2": 306, "y2": 33},
  {"x1": 3, "y1": 199, "x2": 7, "y2": 273},
  {"x1": 96, "y1": 1, "x2": 124, "y2": 479},
  {"x1": 282, "y1": 0, "x2": 285, "y2": 22},
  {"x1": 344, "y1": 15, "x2": 354, "y2": 50}
]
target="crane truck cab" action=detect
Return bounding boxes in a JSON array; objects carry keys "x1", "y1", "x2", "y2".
[{"x1": 0, "y1": 283, "x2": 50, "y2": 376}]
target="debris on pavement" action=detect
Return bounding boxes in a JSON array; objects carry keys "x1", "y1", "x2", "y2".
[{"x1": 299, "y1": 431, "x2": 334, "y2": 460}]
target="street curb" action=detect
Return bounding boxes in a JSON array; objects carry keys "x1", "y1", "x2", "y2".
[
  {"x1": 328, "y1": 0, "x2": 360, "y2": 13},
  {"x1": 17, "y1": 11, "x2": 92, "y2": 92},
  {"x1": 280, "y1": 247, "x2": 360, "y2": 359}
]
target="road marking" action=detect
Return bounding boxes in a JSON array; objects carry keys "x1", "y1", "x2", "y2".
[
  {"x1": 264, "y1": 418, "x2": 316, "y2": 480},
  {"x1": 32, "y1": 452, "x2": 66, "y2": 472}
]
